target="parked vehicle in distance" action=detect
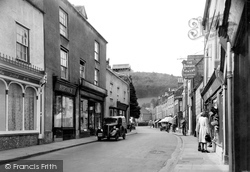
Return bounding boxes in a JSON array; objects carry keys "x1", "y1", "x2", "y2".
[{"x1": 96, "y1": 116, "x2": 127, "y2": 141}]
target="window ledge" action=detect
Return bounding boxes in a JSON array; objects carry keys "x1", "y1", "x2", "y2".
[{"x1": 0, "y1": 130, "x2": 40, "y2": 136}]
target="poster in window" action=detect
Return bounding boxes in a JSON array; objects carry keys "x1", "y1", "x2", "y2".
[
  {"x1": 95, "y1": 102, "x2": 101, "y2": 113},
  {"x1": 80, "y1": 99, "x2": 88, "y2": 131},
  {"x1": 62, "y1": 97, "x2": 73, "y2": 127},
  {"x1": 54, "y1": 96, "x2": 62, "y2": 127}
]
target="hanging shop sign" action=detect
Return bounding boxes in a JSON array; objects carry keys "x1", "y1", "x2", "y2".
[{"x1": 182, "y1": 60, "x2": 197, "y2": 79}]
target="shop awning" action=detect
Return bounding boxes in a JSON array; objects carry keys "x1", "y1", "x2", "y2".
[
  {"x1": 201, "y1": 70, "x2": 223, "y2": 102},
  {"x1": 154, "y1": 119, "x2": 161, "y2": 123}
]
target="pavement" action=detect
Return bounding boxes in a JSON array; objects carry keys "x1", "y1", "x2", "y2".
[
  {"x1": 161, "y1": 130, "x2": 229, "y2": 172},
  {"x1": 0, "y1": 128, "x2": 229, "y2": 172}
]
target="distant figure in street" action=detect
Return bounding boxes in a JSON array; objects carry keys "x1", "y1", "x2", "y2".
[
  {"x1": 172, "y1": 115, "x2": 177, "y2": 132},
  {"x1": 181, "y1": 119, "x2": 186, "y2": 136},
  {"x1": 196, "y1": 111, "x2": 210, "y2": 153},
  {"x1": 148, "y1": 120, "x2": 152, "y2": 128}
]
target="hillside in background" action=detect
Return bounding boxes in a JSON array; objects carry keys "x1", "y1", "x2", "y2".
[{"x1": 130, "y1": 72, "x2": 179, "y2": 99}]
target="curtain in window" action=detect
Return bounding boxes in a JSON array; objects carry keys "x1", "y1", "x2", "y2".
[
  {"x1": 8, "y1": 84, "x2": 23, "y2": 131},
  {"x1": 24, "y1": 87, "x2": 35, "y2": 130},
  {"x1": 0, "y1": 81, "x2": 6, "y2": 131},
  {"x1": 54, "y1": 96, "x2": 62, "y2": 127}
]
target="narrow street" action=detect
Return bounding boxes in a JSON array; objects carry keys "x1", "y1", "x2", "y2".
[{"x1": 23, "y1": 127, "x2": 177, "y2": 172}]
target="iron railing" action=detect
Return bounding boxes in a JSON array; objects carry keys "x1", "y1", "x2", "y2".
[{"x1": 0, "y1": 52, "x2": 44, "y2": 74}]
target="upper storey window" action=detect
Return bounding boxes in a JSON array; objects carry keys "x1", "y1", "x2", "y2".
[
  {"x1": 94, "y1": 41, "x2": 100, "y2": 61},
  {"x1": 16, "y1": 23, "x2": 29, "y2": 62},
  {"x1": 59, "y1": 8, "x2": 68, "y2": 38}
]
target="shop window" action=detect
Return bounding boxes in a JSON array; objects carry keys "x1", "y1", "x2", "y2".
[
  {"x1": 54, "y1": 95, "x2": 73, "y2": 128},
  {"x1": 24, "y1": 87, "x2": 36, "y2": 130},
  {"x1": 109, "y1": 109, "x2": 113, "y2": 116},
  {"x1": 80, "y1": 99, "x2": 88, "y2": 131},
  {"x1": 54, "y1": 96, "x2": 62, "y2": 127},
  {"x1": 8, "y1": 84, "x2": 23, "y2": 131},
  {"x1": 0, "y1": 81, "x2": 6, "y2": 131},
  {"x1": 95, "y1": 102, "x2": 101, "y2": 129},
  {"x1": 113, "y1": 109, "x2": 117, "y2": 116},
  {"x1": 62, "y1": 96, "x2": 73, "y2": 127}
]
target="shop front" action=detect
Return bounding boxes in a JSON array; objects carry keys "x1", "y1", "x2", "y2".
[
  {"x1": 79, "y1": 80, "x2": 106, "y2": 137},
  {"x1": 80, "y1": 96, "x2": 103, "y2": 137},
  {"x1": 201, "y1": 70, "x2": 224, "y2": 156},
  {"x1": 53, "y1": 78, "x2": 77, "y2": 141},
  {"x1": 0, "y1": 55, "x2": 45, "y2": 150}
]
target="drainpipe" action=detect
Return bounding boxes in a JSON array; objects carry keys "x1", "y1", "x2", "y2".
[
  {"x1": 222, "y1": 84, "x2": 228, "y2": 164},
  {"x1": 226, "y1": 42, "x2": 233, "y2": 172}
]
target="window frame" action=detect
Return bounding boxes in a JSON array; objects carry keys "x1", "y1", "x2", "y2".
[
  {"x1": 60, "y1": 48, "x2": 69, "y2": 80},
  {"x1": 94, "y1": 41, "x2": 100, "y2": 62},
  {"x1": 16, "y1": 23, "x2": 29, "y2": 62},
  {"x1": 59, "y1": 8, "x2": 68, "y2": 38},
  {"x1": 94, "y1": 68, "x2": 99, "y2": 86},
  {"x1": 80, "y1": 60, "x2": 86, "y2": 79}
]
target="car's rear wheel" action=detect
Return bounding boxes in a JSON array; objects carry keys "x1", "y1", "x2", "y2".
[{"x1": 97, "y1": 137, "x2": 101, "y2": 141}]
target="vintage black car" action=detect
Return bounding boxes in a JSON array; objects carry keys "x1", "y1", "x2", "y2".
[{"x1": 96, "y1": 116, "x2": 127, "y2": 141}]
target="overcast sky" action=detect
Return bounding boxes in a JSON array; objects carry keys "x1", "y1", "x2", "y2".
[{"x1": 68, "y1": 0, "x2": 206, "y2": 76}]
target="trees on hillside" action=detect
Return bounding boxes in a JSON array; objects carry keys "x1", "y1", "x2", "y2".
[{"x1": 129, "y1": 79, "x2": 141, "y2": 119}]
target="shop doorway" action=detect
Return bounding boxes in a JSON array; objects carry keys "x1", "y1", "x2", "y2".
[{"x1": 53, "y1": 95, "x2": 75, "y2": 141}]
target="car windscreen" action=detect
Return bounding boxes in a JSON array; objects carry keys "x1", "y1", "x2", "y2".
[{"x1": 104, "y1": 118, "x2": 117, "y2": 124}]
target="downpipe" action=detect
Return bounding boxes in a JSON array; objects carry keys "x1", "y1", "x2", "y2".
[{"x1": 226, "y1": 42, "x2": 233, "y2": 172}]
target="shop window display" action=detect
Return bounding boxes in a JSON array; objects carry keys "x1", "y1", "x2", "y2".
[
  {"x1": 95, "y1": 102, "x2": 101, "y2": 129},
  {"x1": 62, "y1": 97, "x2": 73, "y2": 127},
  {"x1": 54, "y1": 96, "x2": 62, "y2": 127},
  {"x1": 54, "y1": 95, "x2": 73, "y2": 128},
  {"x1": 80, "y1": 99, "x2": 88, "y2": 131}
]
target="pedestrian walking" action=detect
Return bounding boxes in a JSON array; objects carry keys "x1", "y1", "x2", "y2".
[{"x1": 196, "y1": 111, "x2": 210, "y2": 153}]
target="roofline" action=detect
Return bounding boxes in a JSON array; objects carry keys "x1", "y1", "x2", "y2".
[
  {"x1": 26, "y1": 0, "x2": 45, "y2": 14},
  {"x1": 63, "y1": 0, "x2": 108, "y2": 44},
  {"x1": 107, "y1": 67, "x2": 130, "y2": 86}
]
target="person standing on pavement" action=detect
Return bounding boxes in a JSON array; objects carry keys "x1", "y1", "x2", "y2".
[
  {"x1": 181, "y1": 118, "x2": 186, "y2": 136},
  {"x1": 195, "y1": 112, "x2": 202, "y2": 151},
  {"x1": 196, "y1": 111, "x2": 210, "y2": 153}
]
